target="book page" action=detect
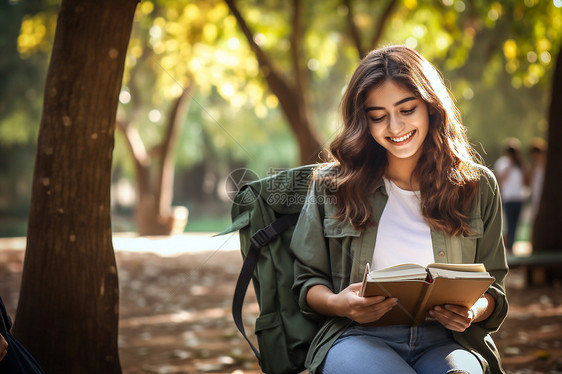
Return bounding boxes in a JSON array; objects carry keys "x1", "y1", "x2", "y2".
[
  {"x1": 429, "y1": 268, "x2": 492, "y2": 279},
  {"x1": 427, "y1": 263, "x2": 491, "y2": 280},
  {"x1": 427, "y1": 263, "x2": 486, "y2": 272},
  {"x1": 366, "y1": 263, "x2": 428, "y2": 282}
]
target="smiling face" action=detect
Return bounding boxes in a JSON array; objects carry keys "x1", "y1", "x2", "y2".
[{"x1": 366, "y1": 79, "x2": 430, "y2": 165}]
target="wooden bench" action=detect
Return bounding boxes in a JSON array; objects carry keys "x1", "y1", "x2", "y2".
[{"x1": 507, "y1": 251, "x2": 562, "y2": 286}]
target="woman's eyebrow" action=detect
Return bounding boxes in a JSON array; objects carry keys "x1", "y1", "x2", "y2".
[
  {"x1": 365, "y1": 96, "x2": 417, "y2": 112},
  {"x1": 394, "y1": 96, "x2": 417, "y2": 106}
]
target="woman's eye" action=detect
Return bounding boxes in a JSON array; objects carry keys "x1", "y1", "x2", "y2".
[
  {"x1": 402, "y1": 107, "x2": 416, "y2": 115},
  {"x1": 370, "y1": 115, "x2": 386, "y2": 122}
]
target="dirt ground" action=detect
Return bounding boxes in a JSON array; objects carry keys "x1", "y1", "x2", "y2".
[{"x1": 1, "y1": 245, "x2": 562, "y2": 374}]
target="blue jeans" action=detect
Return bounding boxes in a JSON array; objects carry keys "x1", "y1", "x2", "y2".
[
  {"x1": 319, "y1": 323, "x2": 483, "y2": 374},
  {"x1": 503, "y1": 201, "x2": 523, "y2": 250}
]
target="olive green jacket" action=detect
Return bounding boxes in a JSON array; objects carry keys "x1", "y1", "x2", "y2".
[{"x1": 291, "y1": 167, "x2": 509, "y2": 373}]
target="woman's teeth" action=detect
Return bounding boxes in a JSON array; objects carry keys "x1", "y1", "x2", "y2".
[{"x1": 389, "y1": 130, "x2": 415, "y2": 143}]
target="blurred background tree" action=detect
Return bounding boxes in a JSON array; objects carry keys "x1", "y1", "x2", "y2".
[
  {"x1": 0, "y1": 0, "x2": 57, "y2": 236},
  {"x1": 1, "y1": 0, "x2": 560, "y2": 236}
]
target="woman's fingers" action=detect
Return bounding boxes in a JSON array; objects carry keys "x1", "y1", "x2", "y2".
[
  {"x1": 349, "y1": 297, "x2": 398, "y2": 324},
  {"x1": 430, "y1": 305, "x2": 472, "y2": 332},
  {"x1": 0, "y1": 333, "x2": 8, "y2": 362}
]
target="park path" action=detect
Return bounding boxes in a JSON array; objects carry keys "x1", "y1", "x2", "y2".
[{"x1": 1, "y1": 234, "x2": 561, "y2": 373}]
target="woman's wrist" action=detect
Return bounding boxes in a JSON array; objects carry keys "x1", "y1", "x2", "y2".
[
  {"x1": 307, "y1": 285, "x2": 340, "y2": 317},
  {"x1": 326, "y1": 292, "x2": 344, "y2": 317},
  {"x1": 472, "y1": 293, "x2": 496, "y2": 323}
]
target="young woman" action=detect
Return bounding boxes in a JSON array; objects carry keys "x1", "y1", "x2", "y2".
[{"x1": 291, "y1": 45, "x2": 508, "y2": 374}]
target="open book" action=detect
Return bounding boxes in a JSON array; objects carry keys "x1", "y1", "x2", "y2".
[{"x1": 359, "y1": 263, "x2": 495, "y2": 326}]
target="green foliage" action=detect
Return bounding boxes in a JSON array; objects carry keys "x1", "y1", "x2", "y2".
[
  {"x1": 0, "y1": 143, "x2": 35, "y2": 236},
  {"x1": 0, "y1": 1, "x2": 55, "y2": 146},
  {"x1": 439, "y1": 0, "x2": 559, "y2": 161},
  {"x1": 497, "y1": 1, "x2": 562, "y2": 88},
  {"x1": 114, "y1": 0, "x2": 298, "y2": 178},
  {"x1": 1, "y1": 0, "x2": 561, "y2": 223}
]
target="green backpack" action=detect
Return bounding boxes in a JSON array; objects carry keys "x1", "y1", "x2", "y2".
[{"x1": 219, "y1": 164, "x2": 321, "y2": 374}]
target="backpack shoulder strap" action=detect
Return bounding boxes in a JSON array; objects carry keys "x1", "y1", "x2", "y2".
[{"x1": 231, "y1": 213, "x2": 300, "y2": 363}]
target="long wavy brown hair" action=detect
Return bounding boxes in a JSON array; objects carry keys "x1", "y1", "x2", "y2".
[{"x1": 322, "y1": 45, "x2": 482, "y2": 236}]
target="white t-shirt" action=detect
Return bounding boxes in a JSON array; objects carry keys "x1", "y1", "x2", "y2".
[
  {"x1": 372, "y1": 178, "x2": 434, "y2": 270},
  {"x1": 493, "y1": 156, "x2": 527, "y2": 202}
]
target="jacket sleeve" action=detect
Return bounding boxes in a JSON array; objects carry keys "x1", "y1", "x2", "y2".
[
  {"x1": 291, "y1": 178, "x2": 333, "y2": 320},
  {"x1": 475, "y1": 168, "x2": 509, "y2": 332}
]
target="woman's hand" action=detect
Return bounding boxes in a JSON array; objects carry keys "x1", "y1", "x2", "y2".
[
  {"x1": 333, "y1": 283, "x2": 398, "y2": 324},
  {"x1": 430, "y1": 293, "x2": 496, "y2": 332},
  {"x1": 0, "y1": 333, "x2": 8, "y2": 362},
  {"x1": 307, "y1": 283, "x2": 397, "y2": 325},
  {"x1": 429, "y1": 304, "x2": 474, "y2": 332}
]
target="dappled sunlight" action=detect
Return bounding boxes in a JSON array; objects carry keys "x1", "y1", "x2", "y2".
[
  {"x1": 496, "y1": 267, "x2": 562, "y2": 371},
  {"x1": 120, "y1": 307, "x2": 231, "y2": 329},
  {"x1": 115, "y1": 249, "x2": 262, "y2": 373},
  {"x1": 0, "y1": 233, "x2": 241, "y2": 257},
  {"x1": 112, "y1": 232, "x2": 240, "y2": 256},
  {"x1": 2, "y1": 1, "x2": 562, "y2": 373},
  {"x1": 1, "y1": 244, "x2": 562, "y2": 372}
]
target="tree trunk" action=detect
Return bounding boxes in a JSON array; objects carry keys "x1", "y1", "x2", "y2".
[
  {"x1": 532, "y1": 46, "x2": 562, "y2": 252},
  {"x1": 118, "y1": 84, "x2": 192, "y2": 236},
  {"x1": 14, "y1": 0, "x2": 137, "y2": 373},
  {"x1": 155, "y1": 83, "x2": 193, "y2": 218},
  {"x1": 225, "y1": 0, "x2": 324, "y2": 165},
  {"x1": 277, "y1": 92, "x2": 324, "y2": 165}
]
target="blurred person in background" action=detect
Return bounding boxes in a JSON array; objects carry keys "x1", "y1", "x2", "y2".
[{"x1": 493, "y1": 138, "x2": 528, "y2": 252}]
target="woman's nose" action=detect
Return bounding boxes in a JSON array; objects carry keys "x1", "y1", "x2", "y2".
[{"x1": 388, "y1": 115, "x2": 404, "y2": 134}]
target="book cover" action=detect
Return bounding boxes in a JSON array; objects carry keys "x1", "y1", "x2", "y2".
[{"x1": 359, "y1": 263, "x2": 494, "y2": 326}]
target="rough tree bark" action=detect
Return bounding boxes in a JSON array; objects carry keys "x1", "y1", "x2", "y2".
[
  {"x1": 14, "y1": 0, "x2": 138, "y2": 372},
  {"x1": 532, "y1": 46, "x2": 562, "y2": 253}
]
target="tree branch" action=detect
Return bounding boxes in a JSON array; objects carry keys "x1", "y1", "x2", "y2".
[
  {"x1": 155, "y1": 79, "x2": 193, "y2": 215},
  {"x1": 224, "y1": 0, "x2": 299, "y2": 129},
  {"x1": 343, "y1": 0, "x2": 365, "y2": 59},
  {"x1": 370, "y1": 0, "x2": 398, "y2": 52},
  {"x1": 290, "y1": 0, "x2": 308, "y2": 106},
  {"x1": 225, "y1": 0, "x2": 324, "y2": 164},
  {"x1": 115, "y1": 120, "x2": 150, "y2": 169},
  {"x1": 225, "y1": 0, "x2": 283, "y2": 84}
]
